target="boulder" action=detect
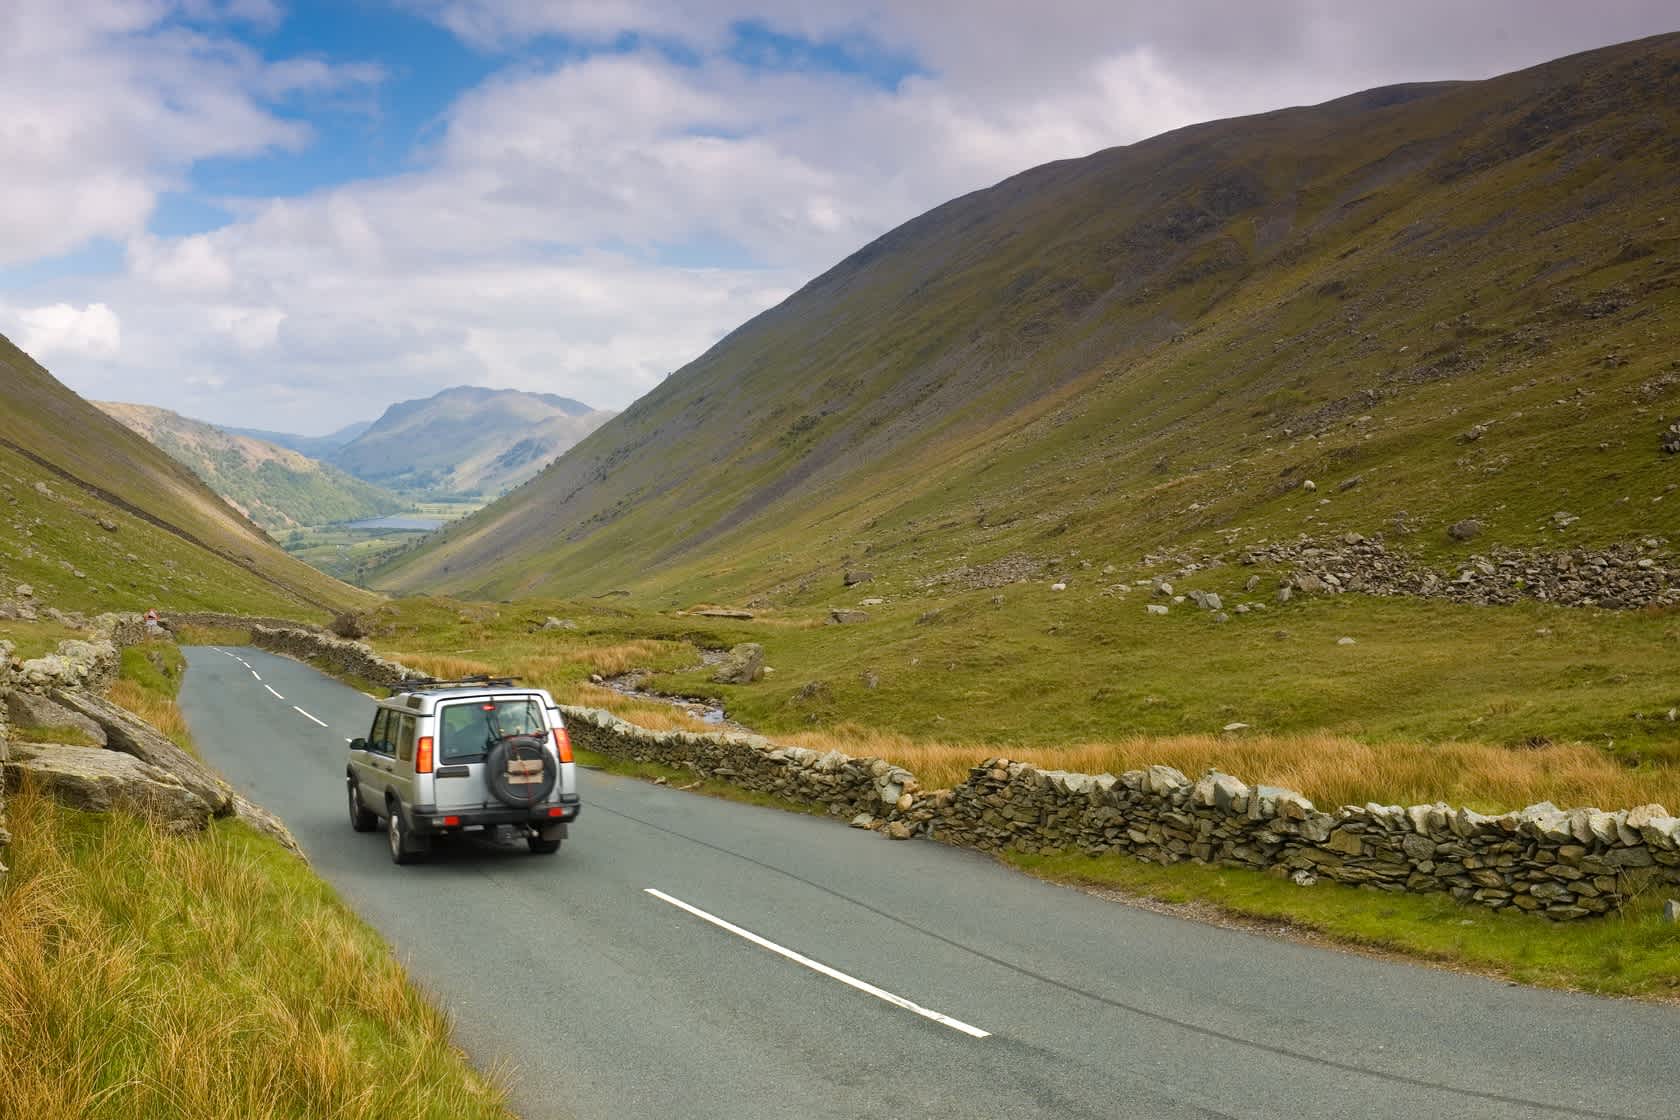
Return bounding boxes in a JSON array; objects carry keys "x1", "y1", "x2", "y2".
[
  {"x1": 711, "y1": 643, "x2": 766, "y2": 685},
  {"x1": 4, "y1": 743, "x2": 213, "y2": 832},
  {"x1": 49, "y1": 689, "x2": 233, "y2": 814},
  {"x1": 1447, "y1": 519, "x2": 1483, "y2": 542},
  {"x1": 842, "y1": 571, "x2": 874, "y2": 587},
  {"x1": 829, "y1": 609, "x2": 869, "y2": 625},
  {"x1": 231, "y1": 794, "x2": 305, "y2": 856},
  {"x1": 4, "y1": 690, "x2": 106, "y2": 745}
]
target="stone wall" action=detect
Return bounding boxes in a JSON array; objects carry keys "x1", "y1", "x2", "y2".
[
  {"x1": 248, "y1": 625, "x2": 424, "y2": 690},
  {"x1": 239, "y1": 622, "x2": 1680, "y2": 920},
  {"x1": 0, "y1": 612, "x2": 145, "y2": 694},
  {"x1": 561, "y1": 705, "x2": 918, "y2": 823},
  {"x1": 908, "y1": 761, "x2": 1680, "y2": 920}
]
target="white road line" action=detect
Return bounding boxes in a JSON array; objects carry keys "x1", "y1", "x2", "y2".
[
  {"x1": 264, "y1": 685, "x2": 284, "y2": 700},
  {"x1": 293, "y1": 706, "x2": 328, "y2": 727},
  {"x1": 643, "y1": 888, "x2": 990, "y2": 1039},
  {"x1": 250, "y1": 670, "x2": 262, "y2": 681}
]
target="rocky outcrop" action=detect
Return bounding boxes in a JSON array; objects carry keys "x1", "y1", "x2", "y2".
[
  {"x1": 3, "y1": 742, "x2": 215, "y2": 834},
  {"x1": 4, "y1": 690, "x2": 107, "y2": 745},
  {"x1": 49, "y1": 690, "x2": 233, "y2": 815},
  {"x1": 1238, "y1": 536, "x2": 1678, "y2": 610}
]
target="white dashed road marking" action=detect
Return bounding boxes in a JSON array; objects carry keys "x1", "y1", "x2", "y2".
[
  {"x1": 264, "y1": 685, "x2": 284, "y2": 700},
  {"x1": 293, "y1": 706, "x2": 328, "y2": 727},
  {"x1": 643, "y1": 888, "x2": 990, "y2": 1039}
]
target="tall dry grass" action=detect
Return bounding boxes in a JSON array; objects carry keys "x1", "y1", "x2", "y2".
[
  {"x1": 0, "y1": 781, "x2": 513, "y2": 1120},
  {"x1": 106, "y1": 678, "x2": 194, "y2": 753},
  {"x1": 779, "y1": 724, "x2": 1680, "y2": 814}
]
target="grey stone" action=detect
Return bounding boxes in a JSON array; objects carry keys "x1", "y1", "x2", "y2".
[
  {"x1": 842, "y1": 570, "x2": 874, "y2": 587},
  {"x1": 711, "y1": 642, "x2": 766, "y2": 684},
  {"x1": 1664, "y1": 900, "x2": 1680, "y2": 924},
  {"x1": 1447, "y1": 519, "x2": 1483, "y2": 542},
  {"x1": 850, "y1": 813, "x2": 876, "y2": 829},
  {"x1": 4, "y1": 691, "x2": 106, "y2": 745},
  {"x1": 4, "y1": 743, "x2": 213, "y2": 832},
  {"x1": 48, "y1": 689, "x2": 232, "y2": 814},
  {"x1": 829, "y1": 609, "x2": 869, "y2": 625},
  {"x1": 1146, "y1": 604, "x2": 1169, "y2": 615}
]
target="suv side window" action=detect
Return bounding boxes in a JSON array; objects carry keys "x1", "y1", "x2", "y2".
[
  {"x1": 396, "y1": 713, "x2": 416, "y2": 762},
  {"x1": 368, "y1": 708, "x2": 393, "y2": 756}
]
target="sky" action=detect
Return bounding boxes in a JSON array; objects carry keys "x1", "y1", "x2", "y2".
[{"x1": 0, "y1": 2, "x2": 1675, "y2": 434}]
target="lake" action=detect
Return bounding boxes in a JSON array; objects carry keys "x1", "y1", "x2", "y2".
[{"x1": 340, "y1": 515, "x2": 445, "y2": 531}]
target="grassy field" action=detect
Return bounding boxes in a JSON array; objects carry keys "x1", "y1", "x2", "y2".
[
  {"x1": 361, "y1": 591, "x2": 1680, "y2": 815},
  {"x1": 0, "y1": 638, "x2": 515, "y2": 1119}
]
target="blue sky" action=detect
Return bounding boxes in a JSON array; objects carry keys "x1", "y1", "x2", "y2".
[{"x1": 0, "y1": 1, "x2": 1674, "y2": 432}]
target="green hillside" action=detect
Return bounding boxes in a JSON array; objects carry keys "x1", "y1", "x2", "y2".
[
  {"x1": 374, "y1": 34, "x2": 1680, "y2": 607},
  {"x1": 0, "y1": 336, "x2": 372, "y2": 619},
  {"x1": 96, "y1": 403, "x2": 404, "y2": 533}
]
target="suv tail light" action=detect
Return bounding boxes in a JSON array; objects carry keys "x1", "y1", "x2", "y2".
[
  {"x1": 553, "y1": 727, "x2": 573, "y2": 764},
  {"x1": 416, "y1": 736, "x2": 434, "y2": 774}
]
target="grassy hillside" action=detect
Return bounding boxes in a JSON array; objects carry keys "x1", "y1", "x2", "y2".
[
  {"x1": 374, "y1": 34, "x2": 1680, "y2": 607},
  {"x1": 0, "y1": 336, "x2": 371, "y2": 618},
  {"x1": 97, "y1": 403, "x2": 404, "y2": 533},
  {"x1": 333, "y1": 386, "x2": 614, "y2": 498}
]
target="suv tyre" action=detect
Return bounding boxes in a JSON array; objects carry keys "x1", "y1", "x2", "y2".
[
  {"x1": 348, "y1": 779, "x2": 378, "y2": 832},
  {"x1": 387, "y1": 800, "x2": 430, "y2": 865},
  {"x1": 528, "y1": 823, "x2": 564, "y2": 855}
]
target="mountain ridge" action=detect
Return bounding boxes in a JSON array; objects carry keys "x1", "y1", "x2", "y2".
[
  {"x1": 372, "y1": 33, "x2": 1680, "y2": 604},
  {"x1": 96, "y1": 402, "x2": 404, "y2": 533}
]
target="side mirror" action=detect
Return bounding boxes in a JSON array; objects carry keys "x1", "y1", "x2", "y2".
[{"x1": 349, "y1": 738, "x2": 368, "y2": 753}]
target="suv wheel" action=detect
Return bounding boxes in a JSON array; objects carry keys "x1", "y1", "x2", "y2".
[
  {"x1": 348, "y1": 780, "x2": 378, "y2": 832},
  {"x1": 527, "y1": 834, "x2": 562, "y2": 855},
  {"x1": 387, "y1": 802, "x2": 429, "y2": 865}
]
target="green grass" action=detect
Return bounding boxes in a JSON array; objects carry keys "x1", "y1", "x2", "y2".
[
  {"x1": 0, "y1": 783, "x2": 513, "y2": 1120},
  {"x1": 1007, "y1": 848, "x2": 1680, "y2": 998},
  {"x1": 0, "y1": 619, "x2": 93, "y2": 660}
]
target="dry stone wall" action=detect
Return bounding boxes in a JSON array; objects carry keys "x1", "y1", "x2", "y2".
[
  {"x1": 247, "y1": 625, "x2": 425, "y2": 690},
  {"x1": 239, "y1": 624, "x2": 1680, "y2": 919}
]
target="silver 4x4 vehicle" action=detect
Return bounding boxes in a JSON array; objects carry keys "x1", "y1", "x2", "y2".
[{"x1": 346, "y1": 675, "x2": 580, "y2": 864}]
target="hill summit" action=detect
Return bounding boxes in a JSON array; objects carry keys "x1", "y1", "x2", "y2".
[
  {"x1": 332, "y1": 385, "x2": 614, "y2": 497},
  {"x1": 375, "y1": 33, "x2": 1680, "y2": 605}
]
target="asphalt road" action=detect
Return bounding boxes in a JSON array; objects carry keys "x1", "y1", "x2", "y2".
[{"x1": 178, "y1": 646, "x2": 1680, "y2": 1120}]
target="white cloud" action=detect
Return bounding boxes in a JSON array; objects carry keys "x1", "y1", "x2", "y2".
[
  {"x1": 10, "y1": 302, "x2": 123, "y2": 360},
  {"x1": 0, "y1": 0, "x2": 380, "y2": 266},
  {"x1": 4, "y1": 2, "x2": 1678, "y2": 431}
]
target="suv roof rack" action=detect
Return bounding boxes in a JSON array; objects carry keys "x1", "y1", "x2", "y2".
[{"x1": 391, "y1": 673, "x2": 522, "y2": 695}]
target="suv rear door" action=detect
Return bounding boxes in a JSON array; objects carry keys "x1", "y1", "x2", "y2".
[{"x1": 432, "y1": 694, "x2": 552, "y2": 812}]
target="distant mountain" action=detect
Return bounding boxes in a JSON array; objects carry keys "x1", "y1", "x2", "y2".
[
  {"x1": 373, "y1": 33, "x2": 1680, "y2": 602},
  {"x1": 0, "y1": 337, "x2": 368, "y2": 618},
  {"x1": 331, "y1": 386, "x2": 615, "y2": 496},
  {"x1": 96, "y1": 403, "x2": 405, "y2": 532},
  {"x1": 226, "y1": 420, "x2": 374, "y2": 460}
]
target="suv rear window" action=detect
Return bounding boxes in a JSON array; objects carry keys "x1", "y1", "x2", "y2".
[{"x1": 437, "y1": 697, "x2": 548, "y2": 762}]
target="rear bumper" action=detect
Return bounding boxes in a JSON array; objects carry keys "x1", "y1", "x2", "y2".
[{"x1": 411, "y1": 794, "x2": 581, "y2": 834}]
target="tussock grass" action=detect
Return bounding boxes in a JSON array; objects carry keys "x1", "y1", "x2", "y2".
[
  {"x1": 0, "y1": 783, "x2": 512, "y2": 1120},
  {"x1": 390, "y1": 652, "x2": 498, "y2": 680},
  {"x1": 108, "y1": 643, "x2": 195, "y2": 754},
  {"x1": 173, "y1": 624, "x2": 253, "y2": 646},
  {"x1": 787, "y1": 725, "x2": 1680, "y2": 814}
]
